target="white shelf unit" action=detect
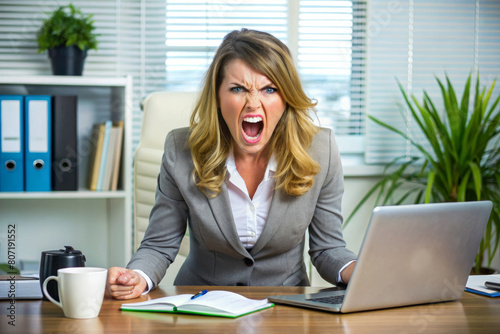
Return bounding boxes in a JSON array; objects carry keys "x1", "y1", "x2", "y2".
[{"x1": 0, "y1": 76, "x2": 133, "y2": 269}]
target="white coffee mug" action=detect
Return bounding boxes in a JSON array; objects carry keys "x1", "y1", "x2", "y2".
[{"x1": 42, "y1": 267, "x2": 108, "y2": 319}]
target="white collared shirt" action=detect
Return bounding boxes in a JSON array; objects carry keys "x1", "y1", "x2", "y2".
[{"x1": 225, "y1": 151, "x2": 277, "y2": 249}]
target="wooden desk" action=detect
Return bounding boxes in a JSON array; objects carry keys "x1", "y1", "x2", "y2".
[{"x1": 1, "y1": 286, "x2": 500, "y2": 333}]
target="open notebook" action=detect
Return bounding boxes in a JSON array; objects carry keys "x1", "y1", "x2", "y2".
[
  {"x1": 121, "y1": 290, "x2": 273, "y2": 318},
  {"x1": 269, "y1": 201, "x2": 492, "y2": 313}
]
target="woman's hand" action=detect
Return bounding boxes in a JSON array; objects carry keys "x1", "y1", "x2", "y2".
[{"x1": 106, "y1": 266, "x2": 148, "y2": 300}]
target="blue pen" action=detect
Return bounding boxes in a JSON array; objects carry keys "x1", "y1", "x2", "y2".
[{"x1": 191, "y1": 289, "x2": 208, "y2": 300}]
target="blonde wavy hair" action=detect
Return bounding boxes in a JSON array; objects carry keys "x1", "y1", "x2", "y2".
[{"x1": 189, "y1": 28, "x2": 320, "y2": 197}]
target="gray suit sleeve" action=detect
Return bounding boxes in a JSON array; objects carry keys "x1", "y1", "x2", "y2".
[
  {"x1": 126, "y1": 129, "x2": 189, "y2": 287},
  {"x1": 308, "y1": 129, "x2": 357, "y2": 284}
]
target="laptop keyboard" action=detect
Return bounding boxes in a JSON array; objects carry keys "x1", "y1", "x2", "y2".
[{"x1": 306, "y1": 295, "x2": 344, "y2": 305}]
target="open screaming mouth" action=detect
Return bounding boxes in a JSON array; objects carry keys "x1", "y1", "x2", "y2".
[{"x1": 242, "y1": 116, "x2": 263, "y2": 141}]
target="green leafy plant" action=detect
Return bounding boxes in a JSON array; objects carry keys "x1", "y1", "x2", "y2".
[
  {"x1": 37, "y1": 3, "x2": 98, "y2": 53},
  {"x1": 346, "y1": 73, "x2": 500, "y2": 274}
]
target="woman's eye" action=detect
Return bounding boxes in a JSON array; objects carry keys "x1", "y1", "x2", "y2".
[
  {"x1": 264, "y1": 87, "x2": 277, "y2": 94},
  {"x1": 231, "y1": 87, "x2": 243, "y2": 92}
]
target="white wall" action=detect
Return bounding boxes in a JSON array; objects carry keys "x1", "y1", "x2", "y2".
[{"x1": 0, "y1": 199, "x2": 110, "y2": 270}]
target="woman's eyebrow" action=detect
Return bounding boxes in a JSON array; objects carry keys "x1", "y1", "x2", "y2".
[{"x1": 228, "y1": 80, "x2": 275, "y2": 89}]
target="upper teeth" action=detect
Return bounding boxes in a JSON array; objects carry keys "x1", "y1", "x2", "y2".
[{"x1": 244, "y1": 116, "x2": 262, "y2": 123}]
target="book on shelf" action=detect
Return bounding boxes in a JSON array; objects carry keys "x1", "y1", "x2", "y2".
[
  {"x1": 87, "y1": 120, "x2": 124, "y2": 191},
  {"x1": 96, "y1": 120, "x2": 112, "y2": 191},
  {"x1": 88, "y1": 123, "x2": 105, "y2": 191},
  {"x1": 102, "y1": 122, "x2": 116, "y2": 190},
  {"x1": 120, "y1": 290, "x2": 274, "y2": 318},
  {"x1": 110, "y1": 121, "x2": 124, "y2": 191}
]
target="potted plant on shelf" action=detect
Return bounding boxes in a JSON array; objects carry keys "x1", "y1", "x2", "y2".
[
  {"x1": 36, "y1": 3, "x2": 98, "y2": 76},
  {"x1": 346, "y1": 73, "x2": 500, "y2": 274}
]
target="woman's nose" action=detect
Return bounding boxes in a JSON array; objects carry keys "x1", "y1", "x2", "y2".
[{"x1": 245, "y1": 91, "x2": 261, "y2": 110}]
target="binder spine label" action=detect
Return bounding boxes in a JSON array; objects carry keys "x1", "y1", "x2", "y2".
[
  {"x1": 1, "y1": 100, "x2": 21, "y2": 153},
  {"x1": 0, "y1": 96, "x2": 24, "y2": 192},
  {"x1": 28, "y1": 100, "x2": 49, "y2": 152},
  {"x1": 24, "y1": 96, "x2": 51, "y2": 192}
]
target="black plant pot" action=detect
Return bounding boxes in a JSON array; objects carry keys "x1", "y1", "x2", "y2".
[{"x1": 48, "y1": 45, "x2": 87, "y2": 76}]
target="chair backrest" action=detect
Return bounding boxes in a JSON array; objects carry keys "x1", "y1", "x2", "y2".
[{"x1": 133, "y1": 91, "x2": 197, "y2": 253}]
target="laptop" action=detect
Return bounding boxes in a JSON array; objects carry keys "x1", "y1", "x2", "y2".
[{"x1": 268, "y1": 201, "x2": 493, "y2": 313}]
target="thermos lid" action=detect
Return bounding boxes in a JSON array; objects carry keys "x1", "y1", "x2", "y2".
[{"x1": 42, "y1": 245, "x2": 86, "y2": 261}]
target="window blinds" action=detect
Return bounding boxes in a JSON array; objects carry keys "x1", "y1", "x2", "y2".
[
  {"x1": 164, "y1": 0, "x2": 366, "y2": 152},
  {"x1": 165, "y1": 0, "x2": 289, "y2": 91},
  {"x1": 299, "y1": 0, "x2": 366, "y2": 152},
  {"x1": 365, "y1": 0, "x2": 500, "y2": 164}
]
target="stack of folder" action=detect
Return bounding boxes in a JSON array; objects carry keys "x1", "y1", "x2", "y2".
[
  {"x1": 0, "y1": 95, "x2": 76, "y2": 192},
  {"x1": 0, "y1": 94, "x2": 119, "y2": 192},
  {"x1": 87, "y1": 120, "x2": 124, "y2": 191}
]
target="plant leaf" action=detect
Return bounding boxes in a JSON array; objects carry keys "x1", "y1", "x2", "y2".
[
  {"x1": 457, "y1": 171, "x2": 470, "y2": 202},
  {"x1": 424, "y1": 170, "x2": 435, "y2": 203},
  {"x1": 469, "y1": 161, "x2": 482, "y2": 200}
]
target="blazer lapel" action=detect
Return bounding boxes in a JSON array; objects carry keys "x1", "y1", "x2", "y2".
[
  {"x1": 207, "y1": 184, "x2": 251, "y2": 258},
  {"x1": 250, "y1": 189, "x2": 292, "y2": 255}
]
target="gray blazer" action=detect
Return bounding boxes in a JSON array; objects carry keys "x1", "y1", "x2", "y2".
[{"x1": 127, "y1": 127, "x2": 356, "y2": 287}]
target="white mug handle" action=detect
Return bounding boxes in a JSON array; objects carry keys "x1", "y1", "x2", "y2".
[{"x1": 42, "y1": 276, "x2": 62, "y2": 309}]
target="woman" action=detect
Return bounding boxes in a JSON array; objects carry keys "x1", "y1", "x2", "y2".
[{"x1": 107, "y1": 28, "x2": 356, "y2": 299}]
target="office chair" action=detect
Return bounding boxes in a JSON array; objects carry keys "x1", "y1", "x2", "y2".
[{"x1": 133, "y1": 91, "x2": 197, "y2": 285}]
